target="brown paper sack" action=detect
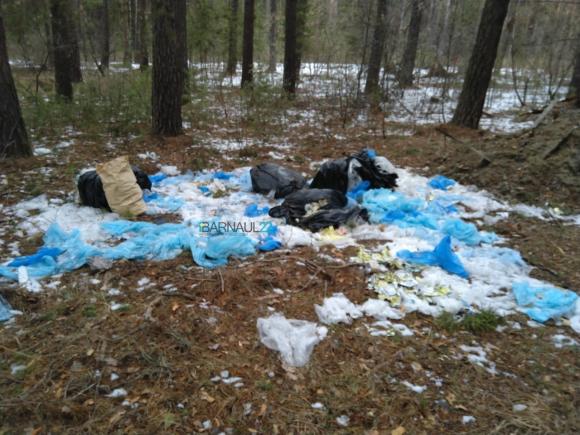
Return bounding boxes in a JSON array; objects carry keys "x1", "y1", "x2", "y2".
[{"x1": 97, "y1": 156, "x2": 147, "y2": 217}]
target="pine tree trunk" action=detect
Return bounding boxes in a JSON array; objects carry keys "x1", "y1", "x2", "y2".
[
  {"x1": 50, "y1": 0, "x2": 74, "y2": 100},
  {"x1": 294, "y1": 0, "x2": 307, "y2": 79},
  {"x1": 241, "y1": 0, "x2": 255, "y2": 88},
  {"x1": 283, "y1": 0, "x2": 298, "y2": 94},
  {"x1": 175, "y1": 0, "x2": 188, "y2": 96},
  {"x1": 130, "y1": 0, "x2": 137, "y2": 63},
  {"x1": 0, "y1": 13, "x2": 32, "y2": 158},
  {"x1": 69, "y1": 0, "x2": 82, "y2": 82},
  {"x1": 123, "y1": 0, "x2": 131, "y2": 64},
  {"x1": 451, "y1": 0, "x2": 510, "y2": 129},
  {"x1": 568, "y1": 32, "x2": 580, "y2": 108},
  {"x1": 226, "y1": 0, "x2": 239, "y2": 76},
  {"x1": 397, "y1": 0, "x2": 423, "y2": 87},
  {"x1": 364, "y1": 0, "x2": 387, "y2": 96},
  {"x1": 267, "y1": 0, "x2": 277, "y2": 73},
  {"x1": 137, "y1": 0, "x2": 148, "y2": 69},
  {"x1": 151, "y1": 0, "x2": 183, "y2": 136},
  {"x1": 99, "y1": 0, "x2": 110, "y2": 69}
]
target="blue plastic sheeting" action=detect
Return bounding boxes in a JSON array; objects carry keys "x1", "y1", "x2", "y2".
[
  {"x1": 258, "y1": 236, "x2": 282, "y2": 252},
  {"x1": 191, "y1": 234, "x2": 256, "y2": 268},
  {"x1": 429, "y1": 175, "x2": 456, "y2": 190},
  {"x1": 442, "y1": 219, "x2": 497, "y2": 245},
  {"x1": 397, "y1": 236, "x2": 470, "y2": 279},
  {"x1": 8, "y1": 247, "x2": 63, "y2": 267},
  {"x1": 0, "y1": 296, "x2": 13, "y2": 322},
  {"x1": 245, "y1": 204, "x2": 270, "y2": 217},
  {"x1": 149, "y1": 172, "x2": 168, "y2": 185},
  {"x1": 366, "y1": 149, "x2": 377, "y2": 159},
  {"x1": 199, "y1": 186, "x2": 211, "y2": 196},
  {"x1": 513, "y1": 282, "x2": 578, "y2": 323},
  {"x1": 214, "y1": 171, "x2": 233, "y2": 180},
  {"x1": 347, "y1": 181, "x2": 371, "y2": 201}
]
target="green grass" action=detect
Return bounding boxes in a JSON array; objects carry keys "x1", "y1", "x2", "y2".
[{"x1": 436, "y1": 310, "x2": 503, "y2": 334}]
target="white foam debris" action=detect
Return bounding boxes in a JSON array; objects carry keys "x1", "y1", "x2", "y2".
[
  {"x1": 462, "y1": 416, "x2": 476, "y2": 424},
  {"x1": 106, "y1": 388, "x2": 128, "y2": 398},
  {"x1": 336, "y1": 415, "x2": 350, "y2": 427},
  {"x1": 513, "y1": 404, "x2": 527, "y2": 412},
  {"x1": 311, "y1": 402, "x2": 325, "y2": 410},
  {"x1": 257, "y1": 313, "x2": 328, "y2": 367},
  {"x1": 315, "y1": 293, "x2": 363, "y2": 325},
  {"x1": 401, "y1": 381, "x2": 427, "y2": 393},
  {"x1": 459, "y1": 345, "x2": 497, "y2": 375},
  {"x1": 551, "y1": 334, "x2": 578, "y2": 348}
]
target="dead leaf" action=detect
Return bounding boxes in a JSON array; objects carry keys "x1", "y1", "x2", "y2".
[
  {"x1": 391, "y1": 426, "x2": 406, "y2": 435},
  {"x1": 200, "y1": 390, "x2": 215, "y2": 403},
  {"x1": 86, "y1": 348, "x2": 95, "y2": 357}
]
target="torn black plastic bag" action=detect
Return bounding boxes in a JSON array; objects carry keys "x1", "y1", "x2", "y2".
[
  {"x1": 299, "y1": 206, "x2": 369, "y2": 232},
  {"x1": 309, "y1": 150, "x2": 398, "y2": 194},
  {"x1": 269, "y1": 189, "x2": 348, "y2": 223},
  {"x1": 77, "y1": 166, "x2": 152, "y2": 210},
  {"x1": 250, "y1": 163, "x2": 307, "y2": 199}
]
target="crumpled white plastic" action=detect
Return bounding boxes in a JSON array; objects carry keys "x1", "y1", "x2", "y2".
[
  {"x1": 257, "y1": 313, "x2": 328, "y2": 367},
  {"x1": 315, "y1": 293, "x2": 363, "y2": 325}
]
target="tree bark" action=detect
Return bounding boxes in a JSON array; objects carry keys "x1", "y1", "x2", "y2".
[
  {"x1": 99, "y1": 0, "x2": 110, "y2": 70},
  {"x1": 130, "y1": 0, "x2": 137, "y2": 62},
  {"x1": 241, "y1": 0, "x2": 255, "y2": 88},
  {"x1": 364, "y1": 0, "x2": 387, "y2": 96},
  {"x1": 398, "y1": 0, "x2": 423, "y2": 87},
  {"x1": 451, "y1": 0, "x2": 510, "y2": 129},
  {"x1": 283, "y1": 0, "x2": 298, "y2": 94},
  {"x1": 267, "y1": 0, "x2": 277, "y2": 73},
  {"x1": 294, "y1": 0, "x2": 307, "y2": 79},
  {"x1": 175, "y1": 0, "x2": 188, "y2": 95},
  {"x1": 70, "y1": 1, "x2": 82, "y2": 82},
  {"x1": 137, "y1": 0, "x2": 148, "y2": 69},
  {"x1": 568, "y1": 32, "x2": 580, "y2": 108},
  {"x1": 226, "y1": 0, "x2": 239, "y2": 76},
  {"x1": 151, "y1": 0, "x2": 183, "y2": 136},
  {"x1": 0, "y1": 13, "x2": 32, "y2": 158},
  {"x1": 50, "y1": 0, "x2": 74, "y2": 100}
]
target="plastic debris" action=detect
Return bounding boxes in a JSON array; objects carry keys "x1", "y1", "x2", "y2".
[
  {"x1": 513, "y1": 404, "x2": 527, "y2": 412},
  {"x1": 250, "y1": 163, "x2": 306, "y2": 198},
  {"x1": 244, "y1": 203, "x2": 270, "y2": 217},
  {"x1": 0, "y1": 295, "x2": 13, "y2": 322},
  {"x1": 192, "y1": 234, "x2": 257, "y2": 269},
  {"x1": 512, "y1": 282, "x2": 578, "y2": 323},
  {"x1": 429, "y1": 175, "x2": 456, "y2": 190},
  {"x1": 315, "y1": 293, "x2": 363, "y2": 325},
  {"x1": 462, "y1": 416, "x2": 476, "y2": 424},
  {"x1": 442, "y1": 219, "x2": 496, "y2": 246},
  {"x1": 397, "y1": 236, "x2": 469, "y2": 279},
  {"x1": 401, "y1": 381, "x2": 426, "y2": 393},
  {"x1": 336, "y1": 415, "x2": 350, "y2": 427},
  {"x1": 7, "y1": 247, "x2": 63, "y2": 267},
  {"x1": 257, "y1": 313, "x2": 328, "y2": 367}
]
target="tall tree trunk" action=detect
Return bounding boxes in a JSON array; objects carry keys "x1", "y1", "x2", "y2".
[
  {"x1": 294, "y1": 0, "x2": 307, "y2": 78},
  {"x1": 398, "y1": 0, "x2": 424, "y2": 87},
  {"x1": 151, "y1": 0, "x2": 183, "y2": 136},
  {"x1": 50, "y1": 0, "x2": 74, "y2": 100},
  {"x1": 123, "y1": 0, "x2": 131, "y2": 64},
  {"x1": 226, "y1": 0, "x2": 239, "y2": 75},
  {"x1": 241, "y1": 0, "x2": 255, "y2": 88},
  {"x1": 450, "y1": 0, "x2": 510, "y2": 129},
  {"x1": 130, "y1": 0, "x2": 137, "y2": 62},
  {"x1": 175, "y1": 0, "x2": 188, "y2": 96},
  {"x1": 364, "y1": 0, "x2": 387, "y2": 96},
  {"x1": 283, "y1": 0, "x2": 298, "y2": 94},
  {"x1": 569, "y1": 32, "x2": 580, "y2": 108},
  {"x1": 137, "y1": 0, "x2": 148, "y2": 69},
  {"x1": 70, "y1": 1, "x2": 82, "y2": 82},
  {"x1": 267, "y1": 0, "x2": 277, "y2": 73},
  {"x1": 99, "y1": 0, "x2": 110, "y2": 69},
  {"x1": 0, "y1": 13, "x2": 32, "y2": 158}
]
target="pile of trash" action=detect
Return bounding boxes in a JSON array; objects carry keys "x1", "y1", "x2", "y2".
[{"x1": 0, "y1": 150, "x2": 578, "y2": 363}]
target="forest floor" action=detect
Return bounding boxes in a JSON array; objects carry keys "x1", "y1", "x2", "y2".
[{"x1": 0, "y1": 70, "x2": 579, "y2": 434}]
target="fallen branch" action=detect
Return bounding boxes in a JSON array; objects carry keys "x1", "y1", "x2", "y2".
[
  {"x1": 435, "y1": 126, "x2": 492, "y2": 168},
  {"x1": 542, "y1": 126, "x2": 578, "y2": 159},
  {"x1": 531, "y1": 98, "x2": 557, "y2": 129}
]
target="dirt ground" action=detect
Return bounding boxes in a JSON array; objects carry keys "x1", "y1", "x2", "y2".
[{"x1": 0, "y1": 88, "x2": 579, "y2": 434}]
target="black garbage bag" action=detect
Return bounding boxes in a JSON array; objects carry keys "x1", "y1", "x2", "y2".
[
  {"x1": 299, "y1": 206, "x2": 369, "y2": 232},
  {"x1": 269, "y1": 188, "x2": 347, "y2": 222},
  {"x1": 78, "y1": 166, "x2": 151, "y2": 210},
  {"x1": 250, "y1": 163, "x2": 307, "y2": 199},
  {"x1": 310, "y1": 150, "x2": 398, "y2": 194}
]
